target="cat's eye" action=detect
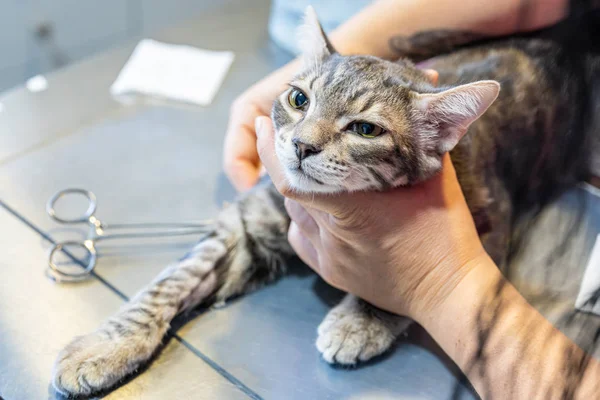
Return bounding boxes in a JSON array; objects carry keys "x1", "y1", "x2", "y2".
[
  {"x1": 288, "y1": 88, "x2": 309, "y2": 110},
  {"x1": 347, "y1": 122, "x2": 385, "y2": 138}
]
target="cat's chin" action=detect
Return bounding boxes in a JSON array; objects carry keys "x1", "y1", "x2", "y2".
[{"x1": 284, "y1": 169, "x2": 344, "y2": 194}]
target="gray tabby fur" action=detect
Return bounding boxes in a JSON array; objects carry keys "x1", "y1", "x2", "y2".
[{"x1": 52, "y1": 7, "x2": 598, "y2": 396}]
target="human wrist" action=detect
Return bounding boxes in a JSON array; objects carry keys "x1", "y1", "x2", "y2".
[
  {"x1": 415, "y1": 254, "x2": 600, "y2": 399},
  {"x1": 415, "y1": 252, "x2": 502, "y2": 339}
]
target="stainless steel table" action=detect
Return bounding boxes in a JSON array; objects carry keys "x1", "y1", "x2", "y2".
[{"x1": 0, "y1": 1, "x2": 598, "y2": 399}]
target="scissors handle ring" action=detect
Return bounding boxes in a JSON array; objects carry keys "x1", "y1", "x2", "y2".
[
  {"x1": 48, "y1": 240, "x2": 97, "y2": 279},
  {"x1": 46, "y1": 188, "x2": 97, "y2": 224}
]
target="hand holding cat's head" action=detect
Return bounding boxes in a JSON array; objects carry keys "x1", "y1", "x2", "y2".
[{"x1": 271, "y1": 6, "x2": 500, "y2": 194}]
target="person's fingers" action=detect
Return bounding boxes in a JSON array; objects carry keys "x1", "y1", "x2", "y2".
[
  {"x1": 437, "y1": 153, "x2": 464, "y2": 199},
  {"x1": 254, "y1": 116, "x2": 292, "y2": 190},
  {"x1": 287, "y1": 222, "x2": 319, "y2": 271},
  {"x1": 440, "y1": 153, "x2": 458, "y2": 181},
  {"x1": 392, "y1": 153, "x2": 460, "y2": 207},
  {"x1": 223, "y1": 101, "x2": 263, "y2": 191},
  {"x1": 423, "y1": 69, "x2": 439, "y2": 86},
  {"x1": 284, "y1": 198, "x2": 319, "y2": 237},
  {"x1": 255, "y1": 116, "x2": 357, "y2": 218}
]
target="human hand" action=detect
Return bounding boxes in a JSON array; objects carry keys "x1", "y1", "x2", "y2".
[
  {"x1": 223, "y1": 61, "x2": 301, "y2": 191},
  {"x1": 256, "y1": 115, "x2": 489, "y2": 323}
]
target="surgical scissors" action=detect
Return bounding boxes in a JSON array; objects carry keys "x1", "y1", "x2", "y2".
[{"x1": 46, "y1": 188, "x2": 213, "y2": 282}]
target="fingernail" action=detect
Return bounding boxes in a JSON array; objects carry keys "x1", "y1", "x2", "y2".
[{"x1": 255, "y1": 117, "x2": 264, "y2": 137}]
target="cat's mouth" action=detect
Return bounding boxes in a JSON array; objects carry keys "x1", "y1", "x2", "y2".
[
  {"x1": 290, "y1": 165, "x2": 324, "y2": 186},
  {"x1": 274, "y1": 141, "x2": 330, "y2": 190}
]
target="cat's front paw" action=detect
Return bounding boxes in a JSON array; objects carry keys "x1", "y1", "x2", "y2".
[
  {"x1": 52, "y1": 330, "x2": 153, "y2": 396},
  {"x1": 316, "y1": 306, "x2": 397, "y2": 365}
]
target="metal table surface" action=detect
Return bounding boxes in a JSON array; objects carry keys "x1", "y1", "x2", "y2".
[{"x1": 0, "y1": 1, "x2": 598, "y2": 399}]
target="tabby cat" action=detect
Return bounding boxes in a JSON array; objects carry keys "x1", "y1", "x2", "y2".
[{"x1": 52, "y1": 7, "x2": 596, "y2": 396}]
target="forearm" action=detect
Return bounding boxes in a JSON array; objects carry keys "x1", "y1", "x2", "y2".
[
  {"x1": 328, "y1": 0, "x2": 568, "y2": 59},
  {"x1": 421, "y1": 255, "x2": 600, "y2": 399},
  {"x1": 262, "y1": 0, "x2": 567, "y2": 89}
]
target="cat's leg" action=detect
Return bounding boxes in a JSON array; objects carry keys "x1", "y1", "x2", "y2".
[
  {"x1": 52, "y1": 237, "x2": 226, "y2": 396},
  {"x1": 316, "y1": 294, "x2": 412, "y2": 365},
  {"x1": 52, "y1": 182, "x2": 291, "y2": 396}
]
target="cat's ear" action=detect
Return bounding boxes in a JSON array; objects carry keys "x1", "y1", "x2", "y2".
[
  {"x1": 297, "y1": 6, "x2": 336, "y2": 69},
  {"x1": 413, "y1": 81, "x2": 500, "y2": 152}
]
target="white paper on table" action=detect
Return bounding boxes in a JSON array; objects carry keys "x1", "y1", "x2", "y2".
[
  {"x1": 575, "y1": 234, "x2": 600, "y2": 314},
  {"x1": 110, "y1": 39, "x2": 235, "y2": 106}
]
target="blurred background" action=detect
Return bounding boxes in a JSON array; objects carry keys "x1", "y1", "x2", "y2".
[
  {"x1": 0, "y1": 0, "x2": 253, "y2": 93},
  {"x1": 0, "y1": 0, "x2": 367, "y2": 94}
]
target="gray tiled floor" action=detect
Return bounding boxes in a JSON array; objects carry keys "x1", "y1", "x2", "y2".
[{"x1": 1, "y1": 1, "x2": 599, "y2": 399}]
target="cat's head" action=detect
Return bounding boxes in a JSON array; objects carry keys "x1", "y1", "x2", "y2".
[{"x1": 271, "y1": 7, "x2": 500, "y2": 193}]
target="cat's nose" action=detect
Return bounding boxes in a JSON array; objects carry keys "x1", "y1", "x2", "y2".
[{"x1": 293, "y1": 138, "x2": 322, "y2": 161}]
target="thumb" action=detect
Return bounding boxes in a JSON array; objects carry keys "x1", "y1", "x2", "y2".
[
  {"x1": 255, "y1": 116, "x2": 290, "y2": 192},
  {"x1": 254, "y1": 117, "x2": 325, "y2": 203}
]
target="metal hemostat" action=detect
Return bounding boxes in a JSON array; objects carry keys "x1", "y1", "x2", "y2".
[{"x1": 45, "y1": 188, "x2": 213, "y2": 282}]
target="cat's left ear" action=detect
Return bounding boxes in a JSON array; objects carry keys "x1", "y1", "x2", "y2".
[
  {"x1": 297, "y1": 6, "x2": 337, "y2": 69},
  {"x1": 413, "y1": 81, "x2": 500, "y2": 153}
]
